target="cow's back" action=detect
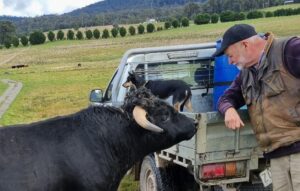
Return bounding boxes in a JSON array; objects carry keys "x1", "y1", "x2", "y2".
[{"x1": 0, "y1": 115, "x2": 89, "y2": 191}]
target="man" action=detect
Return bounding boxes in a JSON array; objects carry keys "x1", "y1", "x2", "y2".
[{"x1": 213, "y1": 24, "x2": 300, "y2": 191}]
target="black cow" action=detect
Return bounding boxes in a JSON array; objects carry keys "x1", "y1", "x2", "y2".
[
  {"x1": 0, "y1": 88, "x2": 196, "y2": 191},
  {"x1": 122, "y1": 71, "x2": 193, "y2": 112}
]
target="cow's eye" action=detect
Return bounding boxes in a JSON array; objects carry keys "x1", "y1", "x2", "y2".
[
  {"x1": 160, "y1": 111, "x2": 170, "y2": 122},
  {"x1": 161, "y1": 115, "x2": 169, "y2": 122}
]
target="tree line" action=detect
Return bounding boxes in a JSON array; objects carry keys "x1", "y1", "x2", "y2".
[{"x1": 1, "y1": 6, "x2": 300, "y2": 49}]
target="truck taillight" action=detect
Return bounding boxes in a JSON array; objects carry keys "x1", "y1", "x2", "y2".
[
  {"x1": 200, "y1": 161, "x2": 246, "y2": 180},
  {"x1": 225, "y1": 162, "x2": 237, "y2": 176},
  {"x1": 201, "y1": 163, "x2": 225, "y2": 179}
]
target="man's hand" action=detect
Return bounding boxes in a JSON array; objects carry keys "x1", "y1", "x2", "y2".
[{"x1": 224, "y1": 107, "x2": 245, "y2": 130}]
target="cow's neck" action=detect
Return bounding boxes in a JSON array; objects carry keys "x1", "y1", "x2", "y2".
[{"x1": 80, "y1": 108, "x2": 166, "y2": 189}]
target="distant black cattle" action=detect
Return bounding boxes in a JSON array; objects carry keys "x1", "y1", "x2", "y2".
[
  {"x1": 11, "y1": 64, "x2": 28, "y2": 69},
  {"x1": 123, "y1": 71, "x2": 193, "y2": 112},
  {"x1": 0, "y1": 88, "x2": 196, "y2": 191}
]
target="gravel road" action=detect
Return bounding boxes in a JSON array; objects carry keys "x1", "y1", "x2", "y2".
[{"x1": 0, "y1": 79, "x2": 23, "y2": 119}]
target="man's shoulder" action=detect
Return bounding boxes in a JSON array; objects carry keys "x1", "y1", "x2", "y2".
[
  {"x1": 284, "y1": 37, "x2": 300, "y2": 78},
  {"x1": 286, "y1": 36, "x2": 300, "y2": 47}
]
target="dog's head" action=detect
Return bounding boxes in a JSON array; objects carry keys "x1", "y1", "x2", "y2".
[{"x1": 122, "y1": 71, "x2": 145, "y2": 89}]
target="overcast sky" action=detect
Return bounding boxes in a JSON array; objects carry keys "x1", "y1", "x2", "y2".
[{"x1": 0, "y1": 0, "x2": 101, "y2": 17}]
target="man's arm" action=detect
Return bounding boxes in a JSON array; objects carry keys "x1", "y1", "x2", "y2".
[
  {"x1": 217, "y1": 73, "x2": 245, "y2": 114},
  {"x1": 218, "y1": 73, "x2": 246, "y2": 129}
]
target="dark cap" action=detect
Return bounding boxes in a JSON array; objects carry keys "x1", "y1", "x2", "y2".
[{"x1": 213, "y1": 24, "x2": 257, "y2": 57}]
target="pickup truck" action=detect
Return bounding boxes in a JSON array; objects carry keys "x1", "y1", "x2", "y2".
[{"x1": 89, "y1": 42, "x2": 272, "y2": 191}]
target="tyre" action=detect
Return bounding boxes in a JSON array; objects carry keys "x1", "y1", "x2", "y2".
[{"x1": 139, "y1": 155, "x2": 174, "y2": 191}]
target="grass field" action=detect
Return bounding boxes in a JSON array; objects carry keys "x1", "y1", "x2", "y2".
[
  {"x1": 0, "y1": 13, "x2": 300, "y2": 190},
  {"x1": 0, "y1": 80, "x2": 8, "y2": 95}
]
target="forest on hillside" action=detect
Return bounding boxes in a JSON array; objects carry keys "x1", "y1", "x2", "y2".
[{"x1": 0, "y1": 0, "x2": 298, "y2": 35}]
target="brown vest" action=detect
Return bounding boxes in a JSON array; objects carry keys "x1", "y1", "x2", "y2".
[{"x1": 241, "y1": 36, "x2": 300, "y2": 153}]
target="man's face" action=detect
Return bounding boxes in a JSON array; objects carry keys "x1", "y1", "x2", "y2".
[{"x1": 225, "y1": 42, "x2": 248, "y2": 70}]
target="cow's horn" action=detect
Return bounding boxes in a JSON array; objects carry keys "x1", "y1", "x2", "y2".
[{"x1": 133, "y1": 106, "x2": 164, "y2": 133}]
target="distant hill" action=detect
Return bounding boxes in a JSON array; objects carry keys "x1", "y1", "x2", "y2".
[
  {"x1": 0, "y1": 0, "x2": 206, "y2": 34},
  {"x1": 67, "y1": 0, "x2": 206, "y2": 15}
]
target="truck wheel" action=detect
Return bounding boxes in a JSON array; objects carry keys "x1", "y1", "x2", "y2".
[{"x1": 139, "y1": 155, "x2": 174, "y2": 191}]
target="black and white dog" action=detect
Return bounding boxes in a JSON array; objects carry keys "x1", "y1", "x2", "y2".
[{"x1": 122, "y1": 72, "x2": 193, "y2": 112}]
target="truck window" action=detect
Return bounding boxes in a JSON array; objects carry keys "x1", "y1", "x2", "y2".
[
  {"x1": 133, "y1": 59, "x2": 214, "y2": 112},
  {"x1": 103, "y1": 69, "x2": 118, "y2": 102},
  {"x1": 134, "y1": 59, "x2": 213, "y2": 88}
]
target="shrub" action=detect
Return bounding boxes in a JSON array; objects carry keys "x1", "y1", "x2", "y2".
[
  {"x1": 57, "y1": 30, "x2": 64, "y2": 40},
  {"x1": 164, "y1": 21, "x2": 171, "y2": 29},
  {"x1": 265, "y1": 11, "x2": 274, "y2": 17},
  {"x1": 12, "y1": 37, "x2": 19, "y2": 47},
  {"x1": 93, "y1": 29, "x2": 100, "y2": 39},
  {"x1": 4, "y1": 40, "x2": 11, "y2": 49},
  {"x1": 119, "y1": 27, "x2": 127, "y2": 37},
  {"x1": 0, "y1": 45, "x2": 3, "y2": 49},
  {"x1": 165, "y1": 21, "x2": 171, "y2": 29},
  {"x1": 181, "y1": 17, "x2": 189, "y2": 27},
  {"x1": 235, "y1": 12, "x2": 246, "y2": 20},
  {"x1": 220, "y1": 11, "x2": 235, "y2": 22},
  {"x1": 274, "y1": 9, "x2": 287, "y2": 16},
  {"x1": 247, "y1": 10, "x2": 263, "y2": 19},
  {"x1": 194, "y1": 13, "x2": 210, "y2": 25},
  {"x1": 171, "y1": 19, "x2": 180, "y2": 28},
  {"x1": 146, "y1": 23, "x2": 155, "y2": 33},
  {"x1": 76, "y1": 31, "x2": 83, "y2": 40},
  {"x1": 85, "y1": 30, "x2": 93, "y2": 39},
  {"x1": 137, "y1": 24, "x2": 145, "y2": 34},
  {"x1": 274, "y1": 8, "x2": 296, "y2": 16},
  {"x1": 20, "y1": 36, "x2": 28, "y2": 46},
  {"x1": 285, "y1": 8, "x2": 294, "y2": 16},
  {"x1": 47, "y1": 31, "x2": 55, "y2": 41},
  {"x1": 102, "y1": 29, "x2": 110, "y2": 38},
  {"x1": 67, "y1": 30, "x2": 74, "y2": 40},
  {"x1": 129, "y1": 26, "x2": 136, "y2": 36},
  {"x1": 29, "y1": 31, "x2": 46, "y2": 45},
  {"x1": 111, "y1": 28, "x2": 118, "y2": 38},
  {"x1": 294, "y1": 8, "x2": 300, "y2": 15},
  {"x1": 157, "y1": 26, "x2": 163, "y2": 31},
  {"x1": 210, "y1": 13, "x2": 219, "y2": 23}
]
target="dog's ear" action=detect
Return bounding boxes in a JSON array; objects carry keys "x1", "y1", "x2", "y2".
[
  {"x1": 129, "y1": 71, "x2": 137, "y2": 78},
  {"x1": 128, "y1": 71, "x2": 135, "y2": 77}
]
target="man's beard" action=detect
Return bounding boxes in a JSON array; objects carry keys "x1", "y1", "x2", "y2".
[
  {"x1": 236, "y1": 56, "x2": 247, "y2": 70},
  {"x1": 236, "y1": 65, "x2": 244, "y2": 70}
]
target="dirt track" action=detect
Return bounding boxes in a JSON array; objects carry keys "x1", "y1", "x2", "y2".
[{"x1": 0, "y1": 79, "x2": 23, "y2": 119}]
